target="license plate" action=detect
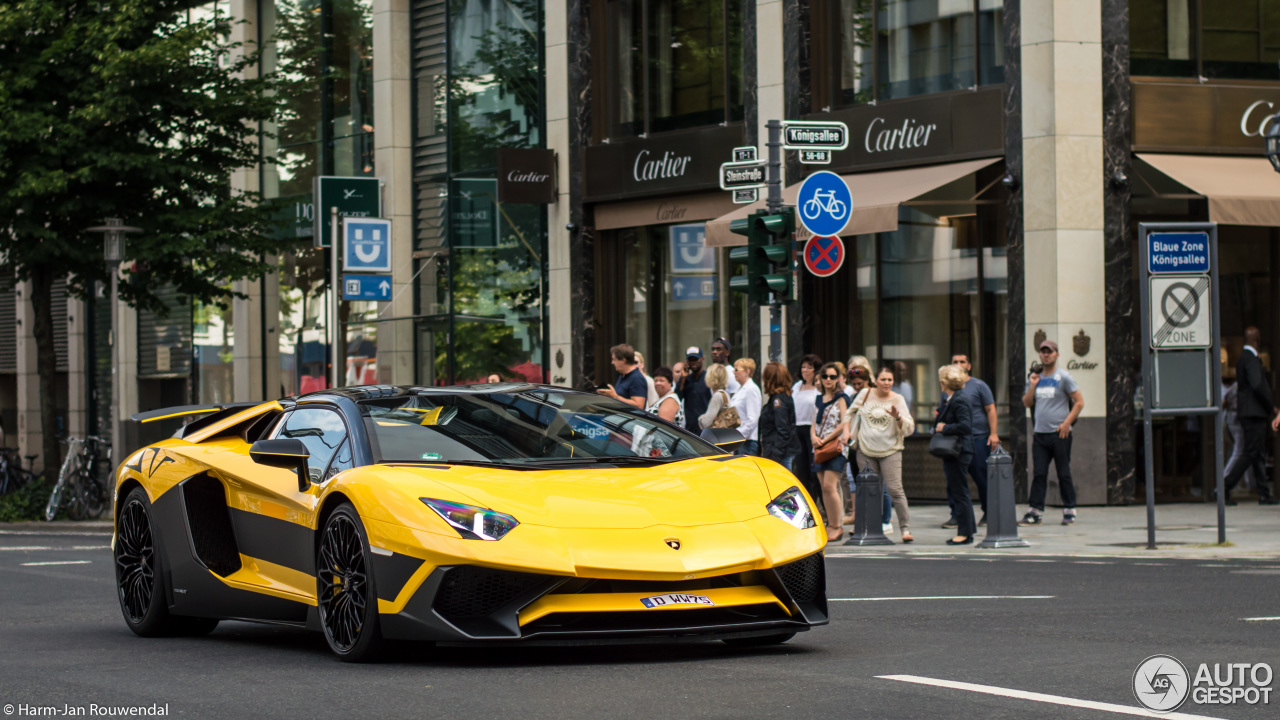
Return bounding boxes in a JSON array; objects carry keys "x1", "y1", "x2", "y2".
[{"x1": 639, "y1": 593, "x2": 715, "y2": 609}]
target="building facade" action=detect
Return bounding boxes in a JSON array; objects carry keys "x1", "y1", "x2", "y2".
[{"x1": 4, "y1": 0, "x2": 1280, "y2": 506}]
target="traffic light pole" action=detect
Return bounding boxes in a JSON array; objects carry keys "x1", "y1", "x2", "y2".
[{"x1": 765, "y1": 120, "x2": 783, "y2": 363}]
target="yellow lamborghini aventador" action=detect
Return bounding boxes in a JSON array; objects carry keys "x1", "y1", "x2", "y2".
[{"x1": 112, "y1": 384, "x2": 828, "y2": 661}]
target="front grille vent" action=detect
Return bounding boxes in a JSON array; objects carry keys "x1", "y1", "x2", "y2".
[
  {"x1": 433, "y1": 566, "x2": 548, "y2": 620},
  {"x1": 777, "y1": 553, "x2": 823, "y2": 603}
]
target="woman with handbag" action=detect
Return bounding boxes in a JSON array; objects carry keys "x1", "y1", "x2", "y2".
[
  {"x1": 699, "y1": 364, "x2": 740, "y2": 431},
  {"x1": 843, "y1": 367, "x2": 915, "y2": 542},
  {"x1": 810, "y1": 362, "x2": 849, "y2": 542},
  {"x1": 934, "y1": 364, "x2": 977, "y2": 545}
]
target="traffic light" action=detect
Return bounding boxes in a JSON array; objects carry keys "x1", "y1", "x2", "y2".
[{"x1": 727, "y1": 208, "x2": 796, "y2": 304}]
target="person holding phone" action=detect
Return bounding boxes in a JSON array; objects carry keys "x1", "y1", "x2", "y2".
[{"x1": 1020, "y1": 339, "x2": 1084, "y2": 526}]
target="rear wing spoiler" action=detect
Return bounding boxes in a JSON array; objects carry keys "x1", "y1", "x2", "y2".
[{"x1": 130, "y1": 402, "x2": 262, "y2": 439}]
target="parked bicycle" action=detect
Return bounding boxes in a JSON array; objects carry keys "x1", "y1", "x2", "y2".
[
  {"x1": 0, "y1": 447, "x2": 37, "y2": 497},
  {"x1": 45, "y1": 437, "x2": 112, "y2": 521}
]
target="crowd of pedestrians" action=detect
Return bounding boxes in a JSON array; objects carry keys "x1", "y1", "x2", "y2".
[{"x1": 598, "y1": 338, "x2": 1061, "y2": 545}]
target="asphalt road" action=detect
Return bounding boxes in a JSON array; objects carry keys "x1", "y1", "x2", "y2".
[{"x1": 1, "y1": 529, "x2": 1277, "y2": 719}]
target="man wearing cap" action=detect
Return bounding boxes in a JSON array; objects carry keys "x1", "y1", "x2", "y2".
[
  {"x1": 679, "y1": 346, "x2": 711, "y2": 435},
  {"x1": 1020, "y1": 339, "x2": 1084, "y2": 525}
]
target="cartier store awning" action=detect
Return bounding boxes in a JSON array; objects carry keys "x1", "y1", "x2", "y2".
[
  {"x1": 1136, "y1": 154, "x2": 1280, "y2": 227},
  {"x1": 704, "y1": 157, "x2": 1001, "y2": 247}
]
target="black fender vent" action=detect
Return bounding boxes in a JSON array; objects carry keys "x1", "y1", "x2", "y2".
[
  {"x1": 181, "y1": 474, "x2": 242, "y2": 577},
  {"x1": 433, "y1": 566, "x2": 549, "y2": 621},
  {"x1": 776, "y1": 553, "x2": 823, "y2": 604}
]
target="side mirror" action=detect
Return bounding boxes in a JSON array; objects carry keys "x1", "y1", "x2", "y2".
[
  {"x1": 250, "y1": 438, "x2": 312, "y2": 492},
  {"x1": 700, "y1": 427, "x2": 746, "y2": 453}
]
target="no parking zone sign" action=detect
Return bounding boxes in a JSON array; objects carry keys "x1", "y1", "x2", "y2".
[{"x1": 803, "y1": 236, "x2": 845, "y2": 277}]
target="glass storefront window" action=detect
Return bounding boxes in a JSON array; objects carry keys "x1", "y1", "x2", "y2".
[
  {"x1": 829, "y1": 0, "x2": 1001, "y2": 108},
  {"x1": 600, "y1": 0, "x2": 745, "y2": 139},
  {"x1": 1131, "y1": 0, "x2": 1280, "y2": 80}
]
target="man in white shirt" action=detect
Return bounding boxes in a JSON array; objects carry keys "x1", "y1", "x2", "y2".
[{"x1": 730, "y1": 358, "x2": 762, "y2": 456}]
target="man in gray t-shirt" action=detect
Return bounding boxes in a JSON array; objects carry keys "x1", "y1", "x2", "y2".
[{"x1": 1020, "y1": 339, "x2": 1084, "y2": 525}]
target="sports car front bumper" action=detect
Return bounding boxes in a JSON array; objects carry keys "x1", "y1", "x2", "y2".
[{"x1": 377, "y1": 552, "x2": 827, "y2": 646}]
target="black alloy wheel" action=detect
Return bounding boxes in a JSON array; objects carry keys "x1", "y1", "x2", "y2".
[
  {"x1": 115, "y1": 487, "x2": 219, "y2": 637},
  {"x1": 317, "y1": 503, "x2": 383, "y2": 661}
]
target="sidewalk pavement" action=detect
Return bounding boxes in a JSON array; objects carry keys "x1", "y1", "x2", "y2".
[
  {"x1": 2, "y1": 504, "x2": 1277, "y2": 559},
  {"x1": 829, "y1": 502, "x2": 1280, "y2": 559}
]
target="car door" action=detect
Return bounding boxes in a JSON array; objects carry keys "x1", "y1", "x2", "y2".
[{"x1": 228, "y1": 406, "x2": 351, "y2": 601}]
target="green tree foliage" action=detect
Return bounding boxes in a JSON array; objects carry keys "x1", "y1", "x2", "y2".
[{"x1": 0, "y1": 1, "x2": 282, "y2": 470}]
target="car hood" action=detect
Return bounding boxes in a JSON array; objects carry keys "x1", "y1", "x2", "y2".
[{"x1": 403, "y1": 456, "x2": 774, "y2": 529}]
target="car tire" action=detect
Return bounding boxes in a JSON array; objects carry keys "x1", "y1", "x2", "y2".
[
  {"x1": 722, "y1": 632, "x2": 796, "y2": 647},
  {"x1": 115, "y1": 487, "x2": 219, "y2": 638},
  {"x1": 316, "y1": 502, "x2": 384, "y2": 662}
]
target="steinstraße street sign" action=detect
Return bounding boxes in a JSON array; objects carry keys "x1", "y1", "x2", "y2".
[
  {"x1": 343, "y1": 218, "x2": 392, "y2": 273},
  {"x1": 1149, "y1": 275, "x2": 1211, "y2": 349},
  {"x1": 796, "y1": 170, "x2": 851, "y2": 237},
  {"x1": 1148, "y1": 232, "x2": 1210, "y2": 274},
  {"x1": 313, "y1": 176, "x2": 382, "y2": 248},
  {"x1": 719, "y1": 160, "x2": 767, "y2": 191},
  {"x1": 781, "y1": 120, "x2": 850, "y2": 151},
  {"x1": 803, "y1": 236, "x2": 845, "y2": 277},
  {"x1": 343, "y1": 274, "x2": 393, "y2": 301}
]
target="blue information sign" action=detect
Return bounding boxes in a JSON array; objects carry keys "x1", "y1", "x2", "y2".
[
  {"x1": 796, "y1": 170, "x2": 851, "y2": 237},
  {"x1": 670, "y1": 225, "x2": 714, "y2": 273},
  {"x1": 671, "y1": 275, "x2": 716, "y2": 301},
  {"x1": 343, "y1": 218, "x2": 392, "y2": 272},
  {"x1": 343, "y1": 274, "x2": 393, "y2": 301},
  {"x1": 1148, "y1": 232, "x2": 1210, "y2": 274}
]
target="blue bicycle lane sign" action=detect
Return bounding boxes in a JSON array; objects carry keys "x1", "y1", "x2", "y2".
[{"x1": 796, "y1": 170, "x2": 851, "y2": 237}]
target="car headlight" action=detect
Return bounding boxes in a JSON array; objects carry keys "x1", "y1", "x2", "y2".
[
  {"x1": 766, "y1": 486, "x2": 817, "y2": 529},
  {"x1": 420, "y1": 498, "x2": 520, "y2": 541}
]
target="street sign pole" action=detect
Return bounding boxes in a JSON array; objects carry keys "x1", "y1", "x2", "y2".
[
  {"x1": 330, "y1": 207, "x2": 341, "y2": 390},
  {"x1": 1138, "y1": 222, "x2": 1223, "y2": 549},
  {"x1": 765, "y1": 120, "x2": 783, "y2": 363}
]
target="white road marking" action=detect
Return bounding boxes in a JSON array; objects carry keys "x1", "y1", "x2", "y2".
[
  {"x1": 877, "y1": 674, "x2": 1228, "y2": 720},
  {"x1": 1241, "y1": 616, "x2": 1280, "y2": 622},
  {"x1": 0, "y1": 530, "x2": 111, "y2": 537},
  {"x1": 0, "y1": 545, "x2": 109, "y2": 552},
  {"x1": 1015, "y1": 559, "x2": 1055, "y2": 563},
  {"x1": 1074, "y1": 561, "x2": 1113, "y2": 564},
  {"x1": 831, "y1": 595, "x2": 1054, "y2": 602},
  {"x1": 20, "y1": 560, "x2": 92, "y2": 567}
]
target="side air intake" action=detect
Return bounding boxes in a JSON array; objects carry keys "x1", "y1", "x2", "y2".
[{"x1": 181, "y1": 474, "x2": 242, "y2": 577}]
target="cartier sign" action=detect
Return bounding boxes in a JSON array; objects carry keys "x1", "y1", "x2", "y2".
[
  {"x1": 1133, "y1": 80, "x2": 1280, "y2": 154},
  {"x1": 497, "y1": 148, "x2": 557, "y2": 204},
  {"x1": 583, "y1": 125, "x2": 746, "y2": 203},
  {"x1": 803, "y1": 86, "x2": 1003, "y2": 173}
]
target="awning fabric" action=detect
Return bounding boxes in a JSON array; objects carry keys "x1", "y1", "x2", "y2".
[
  {"x1": 1137, "y1": 153, "x2": 1280, "y2": 227},
  {"x1": 594, "y1": 191, "x2": 739, "y2": 231},
  {"x1": 704, "y1": 157, "x2": 1001, "y2": 247}
]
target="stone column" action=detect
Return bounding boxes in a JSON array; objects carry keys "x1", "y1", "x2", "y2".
[
  {"x1": 14, "y1": 282, "x2": 40, "y2": 468},
  {"x1": 373, "y1": 0, "x2": 415, "y2": 385},
  {"x1": 1020, "y1": 0, "x2": 1107, "y2": 505},
  {"x1": 546, "y1": 0, "x2": 573, "y2": 386},
  {"x1": 66, "y1": 296, "x2": 87, "y2": 438},
  {"x1": 566, "y1": 0, "x2": 594, "y2": 388}
]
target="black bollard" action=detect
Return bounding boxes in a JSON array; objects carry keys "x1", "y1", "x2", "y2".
[
  {"x1": 977, "y1": 445, "x2": 1029, "y2": 548},
  {"x1": 844, "y1": 463, "x2": 894, "y2": 546}
]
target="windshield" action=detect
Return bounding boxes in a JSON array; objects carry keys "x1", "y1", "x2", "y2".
[{"x1": 359, "y1": 390, "x2": 723, "y2": 465}]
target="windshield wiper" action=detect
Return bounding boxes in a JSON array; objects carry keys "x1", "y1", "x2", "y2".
[{"x1": 522, "y1": 455, "x2": 681, "y2": 466}]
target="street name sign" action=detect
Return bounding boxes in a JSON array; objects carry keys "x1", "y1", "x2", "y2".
[
  {"x1": 782, "y1": 121, "x2": 850, "y2": 151},
  {"x1": 798, "y1": 149, "x2": 832, "y2": 165},
  {"x1": 1149, "y1": 275, "x2": 1212, "y2": 349},
  {"x1": 313, "y1": 176, "x2": 382, "y2": 248},
  {"x1": 343, "y1": 274, "x2": 393, "y2": 302},
  {"x1": 719, "y1": 160, "x2": 768, "y2": 191},
  {"x1": 342, "y1": 218, "x2": 392, "y2": 273},
  {"x1": 796, "y1": 170, "x2": 851, "y2": 237},
  {"x1": 1148, "y1": 232, "x2": 1210, "y2": 274}
]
